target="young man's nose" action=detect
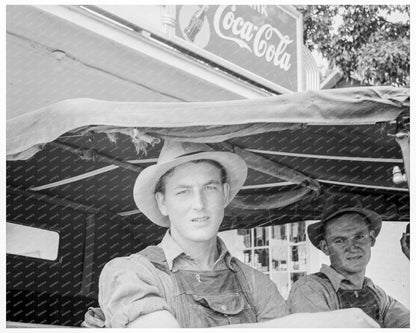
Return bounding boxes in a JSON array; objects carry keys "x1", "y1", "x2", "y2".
[
  {"x1": 192, "y1": 190, "x2": 205, "y2": 210},
  {"x1": 345, "y1": 238, "x2": 361, "y2": 251}
]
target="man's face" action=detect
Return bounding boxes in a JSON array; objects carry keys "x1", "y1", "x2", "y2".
[
  {"x1": 155, "y1": 161, "x2": 230, "y2": 245},
  {"x1": 320, "y1": 213, "x2": 376, "y2": 278}
]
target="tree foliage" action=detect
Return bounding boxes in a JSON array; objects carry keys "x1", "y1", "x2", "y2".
[{"x1": 296, "y1": 5, "x2": 410, "y2": 87}]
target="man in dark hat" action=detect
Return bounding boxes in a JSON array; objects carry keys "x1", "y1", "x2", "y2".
[
  {"x1": 287, "y1": 205, "x2": 410, "y2": 328},
  {"x1": 82, "y1": 140, "x2": 379, "y2": 328}
]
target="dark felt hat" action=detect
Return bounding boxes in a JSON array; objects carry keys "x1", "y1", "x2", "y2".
[{"x1": 307, "y1": 203, "x2": 382, "y2": 249}]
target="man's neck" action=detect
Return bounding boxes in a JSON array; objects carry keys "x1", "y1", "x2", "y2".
[{"x1": 170, "y1": 231, "x2": 219, "y2": 270}]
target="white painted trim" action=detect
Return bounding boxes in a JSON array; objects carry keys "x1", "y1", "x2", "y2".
[
  {"x1": 302, "y1": 46, "x2": 320, "y2": 91},
  {"x1": 320, "y1": 69, "x2": 343, "y2": 89},
  {"x1": 296, "y1": 8, "x2": 304, "y2": 92}
]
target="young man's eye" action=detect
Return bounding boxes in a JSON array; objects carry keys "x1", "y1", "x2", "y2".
[
  {"x1": 205, "y1": 185, "x2": 219, "y2": 191},
  {"x1": 355, "y1": 234, "x2": 365, "y2": 241},
  {"x1": 175, "y1": 190, "x2": 189, "y2": 196}
]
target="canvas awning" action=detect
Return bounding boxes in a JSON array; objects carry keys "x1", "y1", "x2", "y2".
[{"x1": 7, "y1": 86, "x2": 410, "y2": 235}]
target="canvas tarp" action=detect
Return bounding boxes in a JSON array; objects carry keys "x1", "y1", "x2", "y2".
[
  {"x1": 7, "y1": 86, "x2": 409, "y2": 160},
  {"x1": 6, "y1": 86, "x2": 410, "y2": 234}
]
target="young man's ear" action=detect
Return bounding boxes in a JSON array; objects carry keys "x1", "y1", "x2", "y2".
[
  {"x1": 369, "y1": 230, "x2": 376, "y2": 247},
  {"x1": 155, "y1": 192, "x2": 168, "y2": 216},
  {"x1": 222, "y1": 183, "x2": 230, "y2": 207},
  {"x1": 319, "y1": 239, "x2": 330, "y2": 256}
]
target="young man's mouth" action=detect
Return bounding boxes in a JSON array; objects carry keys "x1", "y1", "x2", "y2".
[
  {"x1": 347, "y1": 255, "x2": 362, "y2": 261},
  {"x1": 191, "y1": 216, "x2": 209, "y2": 222}
]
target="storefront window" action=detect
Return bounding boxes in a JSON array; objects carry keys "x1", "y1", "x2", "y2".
[
  {"x1": 289, "y1": 221, "x2": 307, "y2": 242},
  {"x1": 291, "y1": 244, "x2": 307, "y2": 271},
  {"x1": 271, "y1": 224, "x2": 286, "y2": 240},
  {"x1": 253, "y1": 227, "x2": 269, "y2": 246},
  {"x1": 254, "y1": 248, "x2": 269, "y2": 272},
  {"x1": 240, "y1": 229, "x2": 251, "y2": 248},
  {"x1": 221, "y1": 222, "x2": 308, "y2": 299}
]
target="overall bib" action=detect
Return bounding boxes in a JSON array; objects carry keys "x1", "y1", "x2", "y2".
[
  {"x1": 314, "y1": 272, "x2": 382, "y2": 326},
  {"x1": 140, "y1": 246, "x2": 257, "y2": 328}
]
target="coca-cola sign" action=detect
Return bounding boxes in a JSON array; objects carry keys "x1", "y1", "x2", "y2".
[{"x1": 175, "y1": 5, "x2": 301, "y2": 92}]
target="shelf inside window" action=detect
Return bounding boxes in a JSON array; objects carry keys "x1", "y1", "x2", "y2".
[{"x1": 289, "y1": 241, "x2": 306, "y2": 246}]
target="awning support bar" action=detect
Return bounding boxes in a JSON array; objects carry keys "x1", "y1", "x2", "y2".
[
  {"x1": 49, "y1": 141, "x2": 143, "y2": 173},
  {"x1": 208, "y1": 141, "x2": 321, "y2": 195},
  {"x1": 8, "y1": 185, "x2": 100, "y2": 214}
]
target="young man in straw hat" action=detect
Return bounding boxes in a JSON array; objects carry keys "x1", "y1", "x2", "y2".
[
  {"x1": 287, "y1": 204, "x2": 410, "y2": 328},
  {"x1": 84, "y1": 140, "x2": 379, "y2": 328}
]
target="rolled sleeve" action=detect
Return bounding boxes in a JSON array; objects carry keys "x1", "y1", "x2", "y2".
[
  {"x1": 241, "y1": 265, "x2": 287, "y2": 320},
  {"x1": 383, "y1": 297, "x2": 410, "y2": 328},
  {"x1": 255, "y1": 272, "x2": 288, "y2": 320},
  {"x1": 98, "y1": 256, "x2": 170, "y2": 327},
  {"x1": 375, "y1": 285, "x2": 410, "y2": 328}
]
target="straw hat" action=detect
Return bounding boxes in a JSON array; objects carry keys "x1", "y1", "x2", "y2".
[
  {"x1": 133, "y1": 140, "x2": 248, "y2": 227},
  {"x1": 308, "y1": 204, "x2": 382, "y2": 249}
]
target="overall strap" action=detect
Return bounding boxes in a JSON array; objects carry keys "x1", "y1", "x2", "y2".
[
  {"x1": 311, "y1": 272, "x2": 334, "y2": 290},
  {"x1": 139, "y1": 246, "x2": 170, "y2": 275},
  {"x1": 313, "y1": 271, "x2": 330, "y2": 281},
  {"x1": 231, "y1": 259, "x2": 258, "y2": 315},
  {"x1": 310, "y1": 272, "x2": 340, "y2": 309}
]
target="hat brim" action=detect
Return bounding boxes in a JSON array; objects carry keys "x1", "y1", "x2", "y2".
[
  {"x1": 133, "y1": 151, "x2": 247, "y2": 227},
  {"x1": 307, "y1": 208, "x2": 382, "y2": 249}
]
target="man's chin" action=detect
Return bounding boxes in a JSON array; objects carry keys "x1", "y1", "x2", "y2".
[
  {"x1": 333, "y1": 262, "x2": 366, "y2": 275},
  {"x1": 343, "y1": 263, "x2": 367, "y2": 274},
  {"x1": 185, "y1": 231, "x2": 218, "y2": 243}
]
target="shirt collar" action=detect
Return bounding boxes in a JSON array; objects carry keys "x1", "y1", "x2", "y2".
[
  {"x1": 319, "y1": 264, "x2": 345, "y2": 291},
  {"x1": 158, "y1": 231, "x2": 183, "y2": 271},
  {"x1": 158, "y1": 230, "x2": 235, "y2": 271},
  {"x1": 217, "y1": 237, "x2": 236, "y2": 271},
  {"x1": 319, "y1": 264, "x2": 371, "y2": 291}
]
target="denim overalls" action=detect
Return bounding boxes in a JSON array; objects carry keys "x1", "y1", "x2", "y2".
[
  {"x1": 140, "y1": 246, "x2": 257, "y2": 327},
  {"x1": 314, "y1": 272, "x2": 382, "y2": 326}
]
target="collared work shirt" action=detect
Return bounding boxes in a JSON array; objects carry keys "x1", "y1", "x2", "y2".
[
  {"x1": 99, "y1": 231, "x2": 287, "y2": 327},
  {"x1": 287, "y1": 264, "x2": 409, "y2": 328}
]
